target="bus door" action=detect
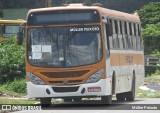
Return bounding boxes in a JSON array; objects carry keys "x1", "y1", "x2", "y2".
[
  {"x1": 103, "y1": 19, "x2": 113, "y2": 94},
  {"x1": 103, "y1": 22, "x2": 112, "y2": 77}
]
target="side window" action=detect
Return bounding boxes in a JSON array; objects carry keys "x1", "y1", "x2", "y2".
[
  {"x1": 119, "y1": 21, "x2": 123, "y2": 34},
  {"x1": 105, "y1": 19, "x2": 113, "y2": 50},
  {"x1": 121, "y1": 21, "x2": 126, "y2": 49},
  {"x1": 112, "y1": 20, "x2": 117, "y2": 49},
  {"x1": 138, "y1": 24, "x2": 141, "y2": 36},
  {"x1": 134, "y1": 23, "x2": 137, "y2": 36},
  {"x1": 124, "y1": 22, "x2": 129, "y2": 49},
  {"x1": 114, "y1": 20, "x2": 119, "y2": 34},
  {"x1": 124, "y1": 21, "x2": 128, "y2": 35},
  {"x1": 112, "y1": 20, "x2": 116, "y2": 34},
  {"x1": 118, "y1": 20, "x2": 124, "y2": 49},
  {"x1": 138, "y1": 24, "x2": 143, "y2": 50},
  {"x1": 129, "y1": 22, "x2": 132, "y2": 35}
]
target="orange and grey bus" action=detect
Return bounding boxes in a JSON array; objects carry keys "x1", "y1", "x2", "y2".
[{"x1": 17, "y1": 4, "x2": 144, "y2": 106}]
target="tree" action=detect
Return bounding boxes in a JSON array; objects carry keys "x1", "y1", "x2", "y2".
[
  {"x1": 45, "y1": 0, "x2": 52, "y2": 7},
  {"x1": 0, "y1": 0, "x2": 3, "y2": 18},
  {"x1": 142, "y1": 23, "x2": 160, "y2": 55},
  {"x1": 137, "y1": 2, "x2": 160, "y2": 55},
  {"x1": 137, "y1": 2, "x2": 160, "y2": 28}
]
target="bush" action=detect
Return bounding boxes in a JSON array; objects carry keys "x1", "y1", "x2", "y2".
[
  {"x1": 142, "y1": 23, "x2": 160, "y2": 55},
  {"x1": 2, "y1": 79, "x2": 26, "y2": 94},
  {"x1": 0, "y1": 38, "x2": 25, "y2": 84}
]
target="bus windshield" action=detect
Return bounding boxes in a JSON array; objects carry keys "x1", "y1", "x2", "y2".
[
  {"x1": 2, "y1": 25, "x2": 19, "y2": 38},
  {"x1": 27, "y1": 26, "x2": 102, "y2": 68}
]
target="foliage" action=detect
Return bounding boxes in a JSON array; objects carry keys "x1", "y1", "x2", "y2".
[
  {"x1": 137, "y1": 2, "x2": 160, "y2": 28},
  {"x1": 1, "y1": 79, "x2": 26, "y2": 94},
  {"x1": 0, "y1": 0, "x2": 3, "y2": 18},
  {"x1": 151, "y1": 51, "x2": 160, "y2": 57},
  {"x1": 137, "y1": 2, "x2": 160, "y2": 55},
  {"x1": 142, "y1": 23, "x2": 160, "y2": 54},
  {"x1": 1, "y1": 0, "x2": 160, "y2": 13},
  {"x1": 0, "y1": 38, "x2": 25, "y2": 84},
  {"x1": 152, "y1": 69, "x2": 160, "y2": 76}
]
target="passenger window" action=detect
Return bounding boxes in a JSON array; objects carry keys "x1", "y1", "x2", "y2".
[
  {"x1": 114, "y1": 20, "x2": 118, "y2": 34},
  {"x1": 112, "y1": 20, "x2": 116, "y2": 34},
  {"x1": 124, "y1": 22, "x2": 128, "y2": 35},
  {"x1": 129, "y1": 22, "x2": 132, "y2": 35},
  {"x1": 119, "y1": 21, "x2": 123, "y2": 34}
]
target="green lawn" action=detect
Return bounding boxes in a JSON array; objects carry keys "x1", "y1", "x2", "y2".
[{"x1": 0, "y1": 97, "x2": 38, "y2": 104}]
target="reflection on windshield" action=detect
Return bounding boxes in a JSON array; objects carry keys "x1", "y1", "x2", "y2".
[{"x1": 27, "y1": 26, "x2": 102, "y2": 68}]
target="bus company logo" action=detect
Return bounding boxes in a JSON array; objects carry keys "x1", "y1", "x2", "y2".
[{"x1": 63, "y1": 79, "x2": 69, "y2": 85}]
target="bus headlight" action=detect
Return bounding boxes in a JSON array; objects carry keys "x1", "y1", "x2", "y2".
[
  {"x1": 85, "y1": 69, "x2": 104, "y2": 83},
  {"x1": 27, "y1": 72, "x2": 45, "y2": 85}
]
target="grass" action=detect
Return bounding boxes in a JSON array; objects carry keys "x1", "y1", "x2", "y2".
[
  {"x1": 0, "y1": 79, "x2": 26, "y2": 97},
  {"x1": 0, "y1": 86, "x2": 25, "y2": 97},
  {"x1": 136, "y1": 88, "x2": 160, "y2": 98},
  {"x1": 0, "y1": 97, "x2": 38, "y2": 104},
  {"x1": 137, "y1": 74, "x2": 160, "y2": 98}
]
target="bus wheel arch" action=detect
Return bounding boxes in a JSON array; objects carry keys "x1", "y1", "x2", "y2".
[{"x1": 125, "y1": 71, "x2": 136, "y2": 101}]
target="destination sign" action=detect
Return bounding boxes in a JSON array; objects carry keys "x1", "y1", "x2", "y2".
[{"x1": 70, "y1": 26, "x2": 100, "y2": 32}]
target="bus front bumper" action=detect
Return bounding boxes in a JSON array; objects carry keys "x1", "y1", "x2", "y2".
[{"x1": 26, "y1": 78, "x2": 112, "y2": 98}]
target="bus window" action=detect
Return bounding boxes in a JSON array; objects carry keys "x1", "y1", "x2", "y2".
[
  {"x1": 114, "y1": 20, "x2": 119, "y2": 34},
  {"x1": 124, "y1": 21, "x2": 128, "y2": 35},
  {"x1": 119, "y1": 21, "x2": 123, "y2": 34},
  {"x1": 129, "y1": 22, "x2": 132, "y2": 35}
]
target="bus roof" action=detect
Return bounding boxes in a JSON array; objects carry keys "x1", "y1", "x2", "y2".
[
  {"x1": 0, "y1": 19, "x2": 26, "y2": 24},
  {"x1": 27, "y1": 4, "x2": 140, "y2": 23}
]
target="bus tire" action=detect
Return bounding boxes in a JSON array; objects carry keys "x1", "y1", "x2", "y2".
[
  {"x1": 125, "y1": 76, "x2": 135, "y2": 101},
  {"x1": 40, "y1": 98, "x2": 51, "y2": 107},
  {"x1": 63, "y1": 97, "x2": 72, "y2": 102},
  {"x1": 101, "y1": 95, "x2": 112, "y2": 104},
  {"x1": 116, "y1": 93, "x2": 125, "y2": 101}
]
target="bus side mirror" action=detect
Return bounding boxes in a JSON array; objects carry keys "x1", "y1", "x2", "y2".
[
  {"x1": 17, "y1": 31, "x2": 23, "y2": 45},
  {"x1": 17, "y1": 23, "x2": 25, "y2": 45}
]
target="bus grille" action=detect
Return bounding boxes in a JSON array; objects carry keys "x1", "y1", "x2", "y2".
[
  {"x1": 41, "y1": 70, "x2": 89, "y2": 78},
  {"x1": 48, "y1": 80, "x2": 83, "y2": 85},
  {"x1": 52, "y1": 86, "x2": 79, "y2": 93}
]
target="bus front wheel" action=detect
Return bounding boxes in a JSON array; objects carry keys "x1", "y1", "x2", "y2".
[
  {"x1": 40, "y1": 98, "x2": 51, "y2": 107},
  {"x1": 101, "y1": 95, "x2": 112, "y2": 104}
]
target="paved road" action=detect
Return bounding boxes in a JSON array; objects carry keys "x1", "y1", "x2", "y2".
[{"x1": 1, "y1": 98, "x2": 160, "y2": 113}]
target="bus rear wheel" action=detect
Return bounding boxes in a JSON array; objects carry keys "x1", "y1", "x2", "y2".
[
  {"x1": 40, "y1": 98, "x2": 51, "y2": 107},
  {"x1": 101, "y1": 95, "x2": 112, "y2": 104},
  {"x1": 116, "y1": 93, "x2": 125, "y2": 101}
]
